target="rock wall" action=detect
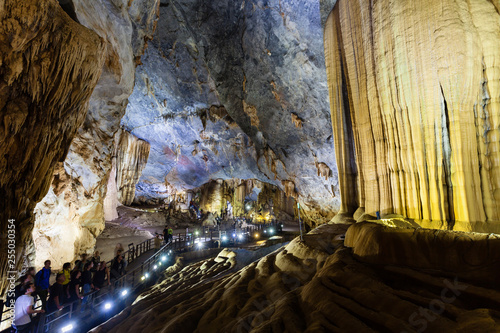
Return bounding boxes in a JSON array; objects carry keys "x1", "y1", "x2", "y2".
[
  {"x1": 124, "y1": 0, "x2": 340, "y2": 227},
  {"x1": 32, "y1": 0, "x2": 159, "y2": 270},
  {"x1": 324, "y1": 0, "x2": 500, "y2": 232},
  {"x1": 0, "y1": 0, "x2": 105, "y2": 295},
  {"x1": 116, "y1": 130, "x2": 150, "y2": 205}
]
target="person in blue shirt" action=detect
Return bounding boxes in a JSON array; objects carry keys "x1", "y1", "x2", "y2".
[{"x1": 34, "y1": 260, "x2": 51, "y2": 311}]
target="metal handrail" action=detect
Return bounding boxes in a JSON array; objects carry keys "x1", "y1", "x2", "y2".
[{"x1": 1, "y1": 223, "x2": 274, "y2": 331}]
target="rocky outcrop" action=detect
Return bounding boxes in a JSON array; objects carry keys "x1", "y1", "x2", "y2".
[
  {"x1": 0, "y1": 0, "x2": 105, "y2": 295},
  {"x1": 123, "y1": 0, "x2": 340, "y2": 227},
  {"x1": 32, "y1": 0, "x2": 159, "y2": 270},
  {"x1": 91, "y1": 223, "x2": 500, "y2": 332},
  {"x1": 116, "y1": 130, "x2": 150, "y2": 205},
  {"x1": 324, "y1": 0, "x2": 500, "y2": 232},
  {"x1": 345, "y1": 221, "x2": 500, "y2": 286}
]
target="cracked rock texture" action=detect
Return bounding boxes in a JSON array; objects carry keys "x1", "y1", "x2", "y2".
[
  {"x1": 32, "y1": 0, "x2": 159, "y2": 270},
  {"x1": 324, "y1": 0, "x2": 500, "y2": 232},
  {"x1": 0, "y1": 0, "x2": 105, "y2": 295},
  {"x1": 123, "y1": 0, "x2": 340, "y2": 226}
]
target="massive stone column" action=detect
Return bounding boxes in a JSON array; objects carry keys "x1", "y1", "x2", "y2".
[
  {"x1": 32, "y1": 0, "x2": 159, "y2": 270},
  {"x1": 324, "y1": 0, "x2": 500, "y2": 232},
  {"x1": 116, "y1": 129, "x2": 151, "y2": 205},
  {"x1": 0, "y1": 0, "x2": 105, "y2": 295}
]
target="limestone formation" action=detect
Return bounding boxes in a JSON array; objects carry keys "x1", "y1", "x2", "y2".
[
  {"x1": 124, "y1": 0, "x2": 340, "y2": 227},
  {"x1": 116, "y1": 130, "x2": 150, "y2": 205},
  {"x1": 0, "y1": 0, "x2": 105, "y2": 295},
  {"x1": 315, "y1": 161, "x2": 332, "y2": 180},
  {"x1": 345, "y1": 221, "x2": 500, "y2": 286},
  {"x1": 90, "y1": 223, "x2": 500, "y2": 332},
  {"x1": 32, "y1": 0, "x2": 159, "y2": 270},
  {"x1": 291, "y1": 113, "x2": 303, "y2": 129},
  {"x1": 324, "y1": 0, "x2": 500, "y2": 232},
  {"x1": 194, "y1": 178, "x2": 295, "y2": 220}
]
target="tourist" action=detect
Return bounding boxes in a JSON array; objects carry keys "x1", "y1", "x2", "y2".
[
  {"x1": 34, "y1": 260, "x2": 51, "y2": 311},
  {"x1": 81, "y1": 262, "x2": 94, "y2": 306},
  {"x1": 61, "y1": 263, "x2": 71, "y2": 303},
  {"x1": 77, "y1": 254, "x2": 89, "y2": 272},
  {"x1": 91, "y1": 251, "x2": 101, "y2": 271},
  {"x1": 6, "y1": 275, "x2": 32, "y2": 309},
  {"x1": 116, "y1": 249, "x2": 128, "y2": 270},
  {"x1": 154, "y1": 233, "x2": 161, "y2": 250},
  {"x1": 163, "y1": 225, "x2": 169, "y2": 244},
  {"x1": 72, "y1": 260, "x2": 81, "y2": 273},
  {"x1": 110, "y1": 255, "x2": 125, "y2": 281},
  {"x1": 66, "y1": 270, "x2": 83, "y2": 303},
  {"x1": 93, "y1": 261, "x2": 110, "y2": 290},
  {"x1": 168, "y1": 227, "x2": 173, "y2": 242},
  {"x1": 114, "y1": 243, "x2": 124, "y2": 257},
  {"x1": 46, "y1": 273, "x2": 65, "y2": 312},
  {"x1": 13, "y1": 282, "x2": 44, "y2": 333},
  {"x1": 26, "y1": 267, "x2": 36, "y2": 280}
]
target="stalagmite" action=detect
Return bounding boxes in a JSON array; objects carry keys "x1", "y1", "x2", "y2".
[
  {"x1": 116, "y1": 130, "x2": 151, "y2": 205},
  {"x1": 324, "y1": 0, "x2": 500, "y2": 232}
]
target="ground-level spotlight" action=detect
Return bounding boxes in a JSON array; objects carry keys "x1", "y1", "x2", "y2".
[
  {"x1": 145, "y1": 272, "x2": 150, "y2": 278},
  {"x1": 153, "y1": 265, "x2": 158, "y2": 270},
  {"x1": 269, "y1": 228, "x2": 274, "y2": 235},
  {"x1": 103, "y1": 302, "x2": 113, "y2": 310},
  {"x1": 222, "y1": 235, "x2": 228, "y2": 241},
  {"x1": 237, "y1": 234, "x2": 243, "y2": 240},
  {"x1": 161, "y1": 256, "x2": 167, "y2": 261},
  {"x1": 196, "y1": 242, "x2": 203, "y2": 249},
  {"x1": 121, "y1": 289, "x2": 128, "y2": 297},
  {"x1": 61, "y1": 323, "x2": 74, "y2": 333},
  {"x1": 169, "y1": 250, "x2": 172, "y2": 254},
  {"x1": 158, "y1": 262, "x2": 162, "y2": 266},
  {"x1": 254, "y1": 233, "x2": 259, "y2": 239},
  {"x1": 141, "y1": 276, "x2": 146, "y2": 281},
  {"x1": 232, "y1": 233, "x2": 236, "y2": 238},
  {"x1": 264, "y1": 230, "x2": 267, "y2": 234},
  {"x1": 195, "y1": 231, "x2": 199, "y2": 236}
]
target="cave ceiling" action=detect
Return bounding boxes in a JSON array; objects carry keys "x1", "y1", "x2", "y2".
[{"x1": 123, "y1": 0, "x2": 341, "y2": 221}]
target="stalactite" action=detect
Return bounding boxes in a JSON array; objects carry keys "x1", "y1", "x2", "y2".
[
  {"x1": 324, "y1": 0, "x2": 500, "y2": 232},
  {"x1": 0, "y1": 0, "x2": 106, "y2": 296}
]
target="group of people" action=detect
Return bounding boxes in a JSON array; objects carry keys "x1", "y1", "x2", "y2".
[
  {"x1": 162, "y1": 226, "x2": 174, "y2": 243},
  {"x1": 9, "y1": 249, "x2": 126, "y2": 333}
]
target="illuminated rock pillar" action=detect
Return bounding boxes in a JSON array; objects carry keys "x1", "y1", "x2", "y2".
[{"x1": 324, "y1": 0, "x2": 500, "y2": 232}]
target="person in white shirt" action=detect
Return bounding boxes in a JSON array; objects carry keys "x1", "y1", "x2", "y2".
[{"x1": 13, "y1": 282, "x2": 45, "y2": 333}]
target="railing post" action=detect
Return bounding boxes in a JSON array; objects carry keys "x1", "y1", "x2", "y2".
[{"x1": 0, "y1": 300, "x2": 4, "y2": 324}]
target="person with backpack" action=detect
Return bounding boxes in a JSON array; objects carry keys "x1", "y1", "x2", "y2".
[{"x1": 34, "y1": 260, "x2": 51, "y2": 311}]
